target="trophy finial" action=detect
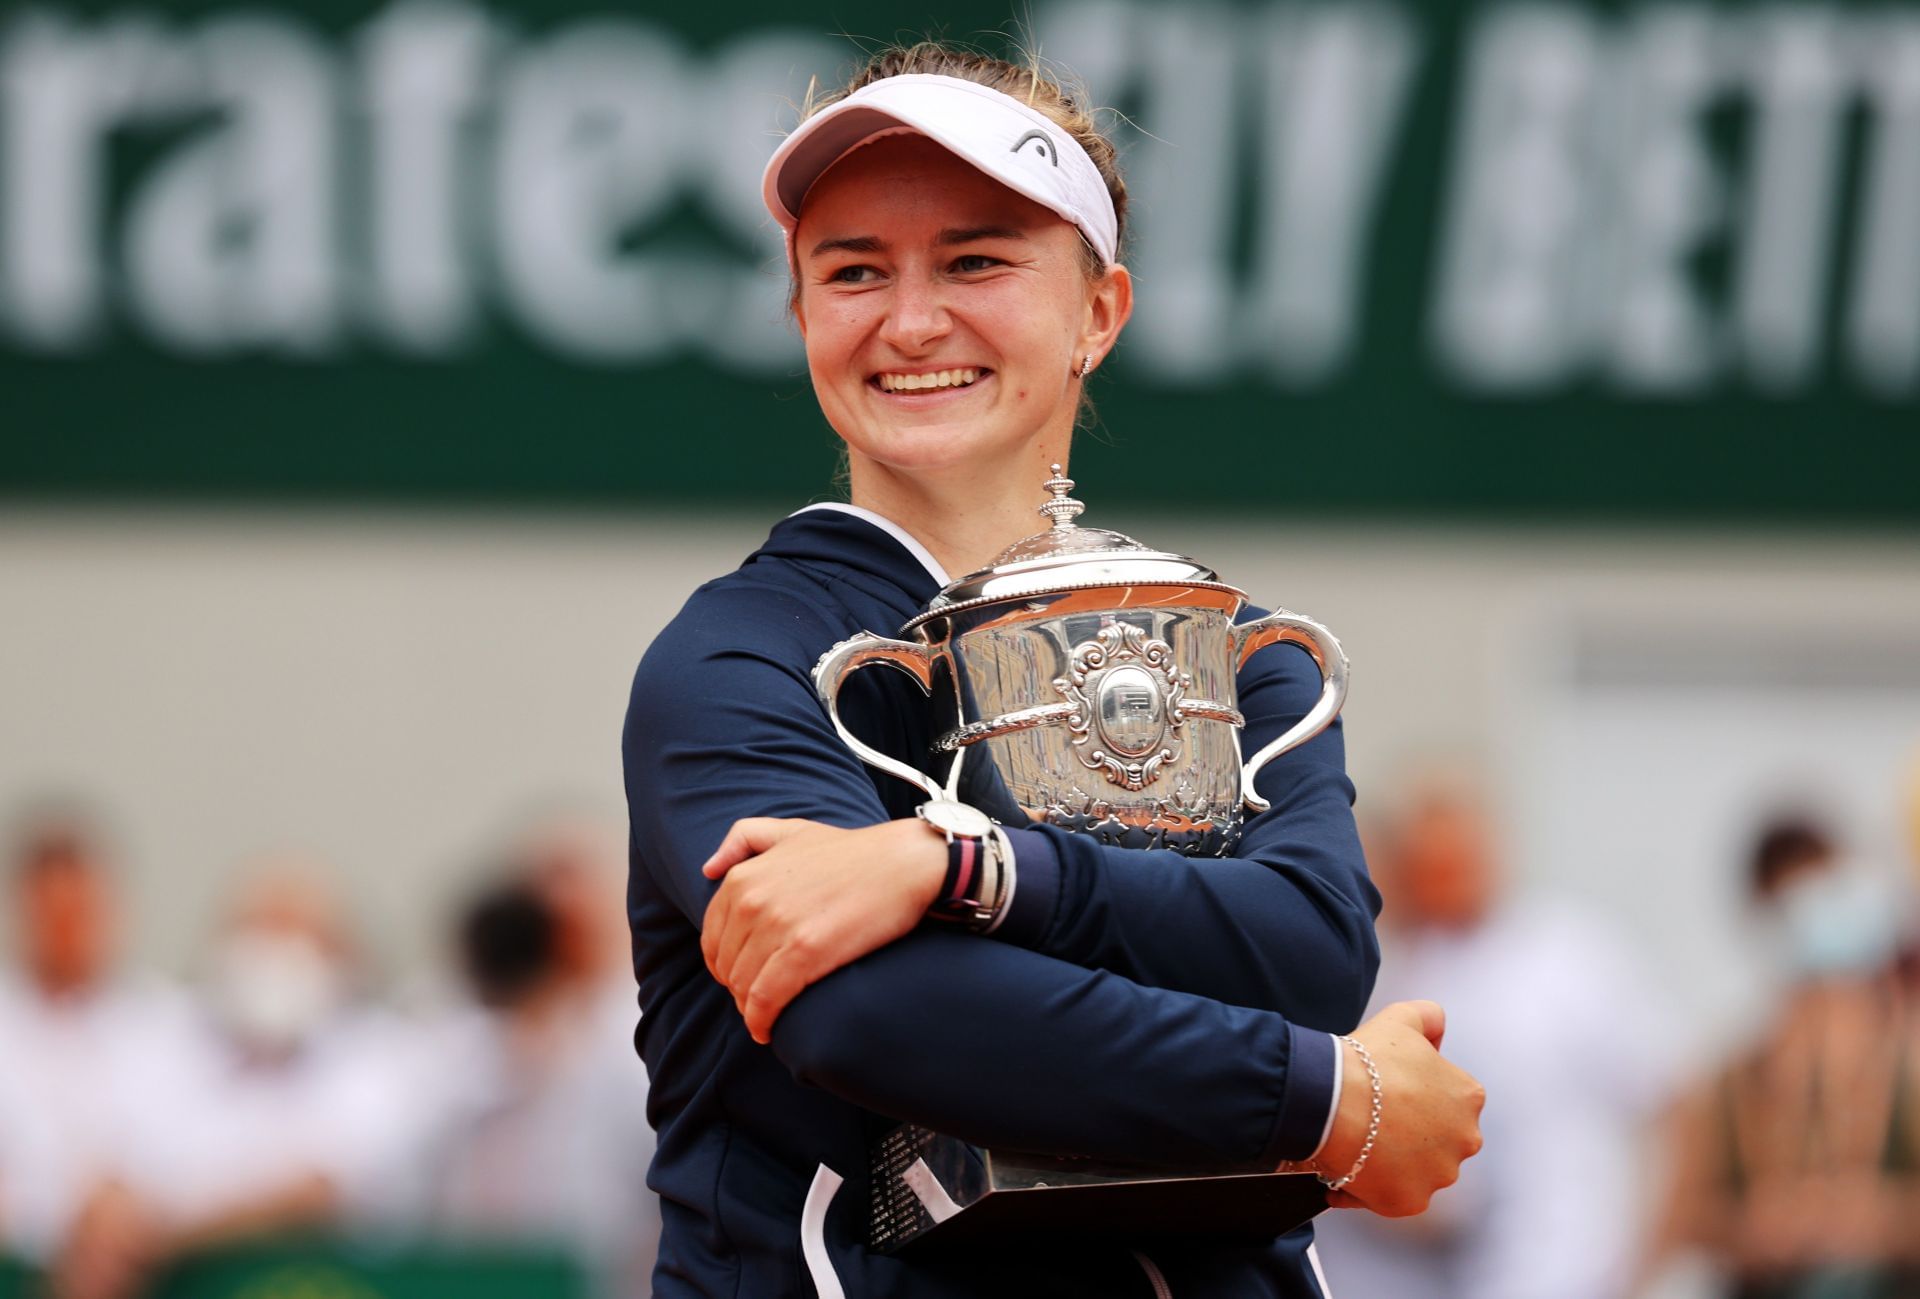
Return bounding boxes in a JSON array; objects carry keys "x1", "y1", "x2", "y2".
[{"x1": 1039, "y1": 463, "x2": 1085, "y2": 531}]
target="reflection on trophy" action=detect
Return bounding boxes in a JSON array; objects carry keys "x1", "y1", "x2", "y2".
[{"x1": 813, "y1": 466, "x2": 1350, "y2": 1252}]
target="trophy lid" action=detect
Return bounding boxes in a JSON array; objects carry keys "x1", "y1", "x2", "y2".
[{"x1": 902, "y1": 466, "x2": 1242, "y2": 630}]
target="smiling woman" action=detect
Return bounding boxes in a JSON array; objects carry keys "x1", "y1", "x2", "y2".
[
  {"x1": 760, "y1": 53, "x2": 1135, "y2": 567},
  {"x1": 621, "y1": 39, "x2": 1483, "y2": 1299},
  {"x1": 782, "y1": 129, "x2": 1129, "y2": 537}
]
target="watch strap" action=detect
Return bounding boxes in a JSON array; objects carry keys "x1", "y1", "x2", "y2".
[
  {"x1": 928, "y1": 834, "x2": 985, "y2": 926},
  {"x1": 922, "y1": 819, "x2": 1010, "y2": 932}
]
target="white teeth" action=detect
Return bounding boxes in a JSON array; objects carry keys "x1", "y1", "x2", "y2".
[{"x1": 879, "y1": 368, "x2": 980, "y2": 393}]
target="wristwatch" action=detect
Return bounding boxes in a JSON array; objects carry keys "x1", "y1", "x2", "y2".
[
  {"x1": 916, "y1": 801, "x2": 1007, "y2": 931},
  {"x1": 915, "y1": 800, "x2": 996, "y2": 842}
]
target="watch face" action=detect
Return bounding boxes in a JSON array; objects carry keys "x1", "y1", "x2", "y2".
[{"x1": 919, "y1": 801, "x2": 995, "y2": 838}]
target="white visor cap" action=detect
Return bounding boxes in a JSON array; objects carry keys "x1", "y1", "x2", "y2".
[{"x1": 762, "y1": 73, "x2": 1119, "y2": 268}]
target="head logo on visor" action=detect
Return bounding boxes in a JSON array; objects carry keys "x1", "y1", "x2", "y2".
[
  {"x1": 762, "y1": 73, "x2": 1119, "y2": 267},
  {"x1": 1010, "y1": 129, "x2": 1059, "y2": 167}
]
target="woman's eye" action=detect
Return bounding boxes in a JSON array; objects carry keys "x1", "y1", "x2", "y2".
[
  {"x1": 952, "y1": 255, "x2": 1001, "y2": 273},
  {"x1": 827, "y1": 265, "x2": 878, "y2": 284}
]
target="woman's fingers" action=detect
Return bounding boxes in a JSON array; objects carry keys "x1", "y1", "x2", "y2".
[
  {"x1": 1376, "y1": 998, "x2": 1446, "y2": 1048},
  {"x1": 701, "y1": 817, "x2": 811, "y2": 879},
  {"x1": 719, "y1": 914, "x2": 790, "y2": 1021},
  {"x1": 700, "y1": 819, "x2": 819, "y2": 976},
  {"x1": 1325, "y1": 1000, "x2": 1486, "y2": 1218},
  {"x1": 742, "y1": 947, "x2": 818, "y2": 1044},
  {"x1": 698, "y1": 881, "x2": 734, "y2": 976},
  {"x1": 705, "y1": 888, "x2": 754, "y2": 989}
]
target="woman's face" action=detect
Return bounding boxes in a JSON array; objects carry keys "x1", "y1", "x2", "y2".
[{"x1": 792, "y1": 134, "x2": 1128, "y2": 479}]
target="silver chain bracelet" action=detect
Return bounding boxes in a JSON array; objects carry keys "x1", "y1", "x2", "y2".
[
  {"x1": 979, "y1": 825, "x2": 1017, "y2": 934},
  {"x1": 1320, "y1": 1035, "x2": 1382, "y2": 1192}
]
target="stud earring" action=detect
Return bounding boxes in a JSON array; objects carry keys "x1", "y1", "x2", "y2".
[{"x1": 1079, "y1": 354, "x2": 1095, "y2": 377}]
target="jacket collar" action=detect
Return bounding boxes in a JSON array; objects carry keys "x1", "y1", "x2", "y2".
[
  {"x1": 751, "y1": 504, "x2": 950, "y2": 615},
  {"x1": 788, "y1": 503, "x2": 951, "y2": 588}
]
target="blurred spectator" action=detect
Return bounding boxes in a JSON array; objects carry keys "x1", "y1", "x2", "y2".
[
  {"x1": 1901, "y1": 754, "x2": 1920, "y2": 998},
  {"x1": 520, "y1": 813, "x2": 638, "y2": 1011},
  {"x1": 1315, "y1": 775, "x2": 1679, "y2": 1299},
  {"x1": 55, "y1": 861, "x2": 415, "y2": 1299},
  {"x1": 408, "y1": 846, "x2": 657, "y2": 1298},
  {"x1": 1645, "y1": 815, "x2": 1920, "y2": 1297},
  {"x1": 0, "y1": 810, "x2": 193, "y2": 1265}
]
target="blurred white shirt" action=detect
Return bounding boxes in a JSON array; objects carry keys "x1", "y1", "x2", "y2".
[
  {"x1": 108, "y1": 1003, "x2": 419, "y2": 1229},
  {"x1": 400, "y1": 985, "x2": 659, "y2": 1299},
  {"x1": 1314, "y1": 897, "x2": 1681, "y2": 1299},
  {"x1": 0, "y1": 975, "x2": 196, "y2": 1259}
]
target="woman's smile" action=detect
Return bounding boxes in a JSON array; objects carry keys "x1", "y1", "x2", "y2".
[{"x1": 870, "y1": 367, "x2": 993, "y2": 399}]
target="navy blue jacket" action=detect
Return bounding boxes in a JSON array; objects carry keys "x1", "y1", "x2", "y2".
[{"x1": 624, "y1": 506, "x2": 1380, "y2": 1298}]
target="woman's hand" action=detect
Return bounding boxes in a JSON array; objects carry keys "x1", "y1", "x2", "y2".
[
  {"x1": 1308, "y1": 1000, "x2": 1486, "y2": 1217},
  {"x1": 701, "y1": 818, "x2": 945, "y2": 1044}
]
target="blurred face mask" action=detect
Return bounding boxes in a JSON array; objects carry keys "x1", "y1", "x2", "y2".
[
  {"x1": 1769, "y1": 864, "x2": 1905, "y2": 981},
  {"x1": 210, "y1": 931, "x2": 344, "y2": 1053}
]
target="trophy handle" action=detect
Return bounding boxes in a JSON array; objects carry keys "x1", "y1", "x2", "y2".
[
  {"x1": 812, "y1": 633, "x2": 946, "y2": 802},
  {"x1": 1231, "y1": 610, "x2": 1350, "y2": 814}
]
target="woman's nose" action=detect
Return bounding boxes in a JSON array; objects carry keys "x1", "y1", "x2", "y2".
[{"x1": 877, "y1": 275, "x2": 952, "y2": 353}]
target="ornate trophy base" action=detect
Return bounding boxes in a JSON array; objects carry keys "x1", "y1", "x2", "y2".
[{"x1": 869, "y1": 1124, "x2": 1327, "y2": 1253}]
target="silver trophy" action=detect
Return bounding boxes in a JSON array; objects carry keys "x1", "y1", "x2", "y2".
[
  {"x1": 815, "y1": 466, "x2": 1347, "y2": 856},
  {"x1": 812, "y1": 468, "x2": 1349, "y2": 1252}
]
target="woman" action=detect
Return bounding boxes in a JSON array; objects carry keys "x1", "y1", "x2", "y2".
[
  {"x1": 1644, "y1": 818, "x2": 1920, "y2": 1297},
  {"x1": 623, "y1": 43, "x2": 1484, "y2": 1298}
]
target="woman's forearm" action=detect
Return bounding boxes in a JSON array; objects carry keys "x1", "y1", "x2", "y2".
[{"x1": 769, "y1": 927, "x2": 1338, "y2": 1172}]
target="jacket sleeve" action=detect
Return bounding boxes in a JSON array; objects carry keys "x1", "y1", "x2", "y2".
[
  {"x1": 990, "y1": 624, "x2": 1380, "y2": 1031},
  {"x1": 774, "y1": 930, "x2": 1337, "y2": 1170},
  {"x1": 623, "y1": 590, "x2": 1338, "y2": 1168}
]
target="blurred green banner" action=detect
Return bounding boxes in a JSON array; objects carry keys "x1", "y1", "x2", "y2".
[
  {"x1": 0, "y1": 1243, "x2": 586, "y2": 1299},
  {"x1": 3, "y1": 0, "x2": 1915, "y2": 519}
]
